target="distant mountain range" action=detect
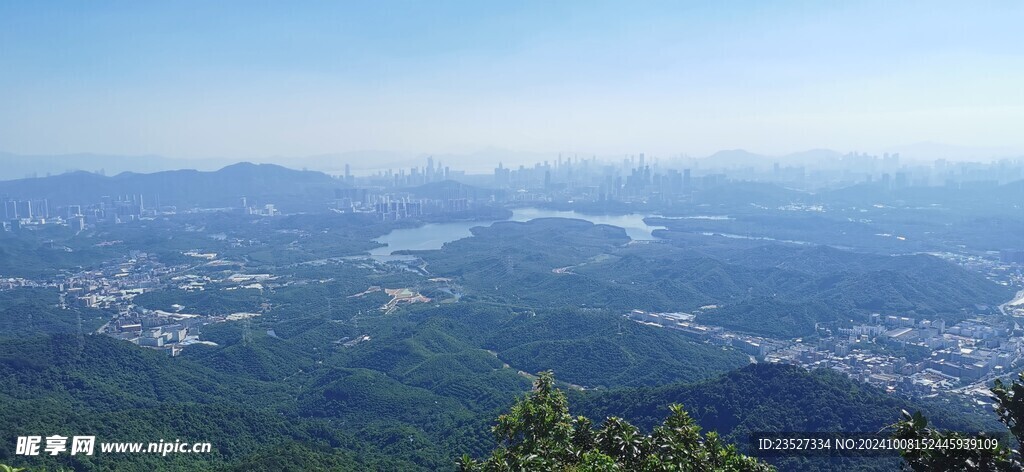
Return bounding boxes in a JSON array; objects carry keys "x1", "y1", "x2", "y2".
[
  {"x1": 0, "y1": 162, "x2": 343, "y2": 207},
  {"x1": 0, "y1": 149, "x2": 520, "y2": 181},
  {"x1": 0, "y1": 152, "x2": 232, "y2": 181},
  {"x1": 3, "y1": 143, "x2": 1019, "y2": 182},
  {"x1": 0, "y1": 151, "x2": 406, "y2": 181},
  {"x1": 701, "y1": 145, "x2": 1023, "y2": 169},
  {"x1": 881, "y1": 142, "x2": 1023, "y2": 161}
]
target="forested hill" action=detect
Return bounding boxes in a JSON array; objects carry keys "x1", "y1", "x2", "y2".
[
  {"x1": 571, "y1": 363, "x2": 1003, "y2": 471},
  {"x1": 422, "y1": 218, "x2": 1012, "y2": 337},
  {"x1": 0, "y1": 334, "x2": 417, "y2": 471},
  {"x1": 0, "y1": 162, "x2": 342, "y2": 207},
  {"x1": 0, "y1": 331, "x2": 1002, "y2": 471}
]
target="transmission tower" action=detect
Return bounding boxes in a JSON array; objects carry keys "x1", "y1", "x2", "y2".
[{"x1": 242, "y1": 317, "x2": 252, "y2": 345}]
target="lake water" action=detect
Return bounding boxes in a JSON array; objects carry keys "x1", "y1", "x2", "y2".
[{"x1": 369, "y1": 208, "x2": 665, "y2": 257}]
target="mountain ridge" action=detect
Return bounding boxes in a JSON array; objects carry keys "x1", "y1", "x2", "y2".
[{"x1": 0, "y1": 162, "x2": 343, "y2": 207}]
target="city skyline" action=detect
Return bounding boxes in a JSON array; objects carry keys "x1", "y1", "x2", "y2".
[{"x1": 3, "y1": 3, "x2": 1024, "y2": 470}]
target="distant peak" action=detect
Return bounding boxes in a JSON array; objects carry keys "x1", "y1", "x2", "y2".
[{"x1": 219, "y1": 162, "x2": 262, "y2": 170}]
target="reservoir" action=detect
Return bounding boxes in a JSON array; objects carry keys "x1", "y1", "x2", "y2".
[{"x1": 369, "y1": 208, "x2": 664, "y2": 257}]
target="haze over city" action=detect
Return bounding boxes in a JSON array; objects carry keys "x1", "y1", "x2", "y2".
[
  {"x1": 4, "y1": 2, "x2": 1024, "y2": 471},
  {"x1": 2, "y1": 1, "x2": 1023, "y2": 164}
]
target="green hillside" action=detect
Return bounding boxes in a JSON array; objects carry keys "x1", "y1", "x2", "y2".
[
  {"x1": 572, "y1": 363, "x2": 1003, "y2": 471},
  {"x1": 0, "y1": 335, "x2": 412, "y2": 471}
]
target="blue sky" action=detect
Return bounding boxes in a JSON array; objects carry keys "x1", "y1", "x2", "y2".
[{"x1": 1, "y1": 1, "x2": 1022, "y2": 159}]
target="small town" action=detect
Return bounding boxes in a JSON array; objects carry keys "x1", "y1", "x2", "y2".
[{"x1": 627, "y1": 280, "x2": 1024, "y2": 404}]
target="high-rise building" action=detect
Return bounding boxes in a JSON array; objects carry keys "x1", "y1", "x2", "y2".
[
  {"x1": 32, "y1": 199, "x2": 48, "y2": 218},
  {"x1": 493, "y1": 162, "x2": 511, "y2": 188},
  {"x1": 16, "y1": 200, "x2": 32, "y2": 219},
  {"x1": 3, "y1": 200, "x2": 16, "y2": 219},
  {"x1": 114, "y1": 196, "x2": 142, "y2": 217}
]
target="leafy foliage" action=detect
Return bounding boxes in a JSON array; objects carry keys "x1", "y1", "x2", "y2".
[
  {"x1": 575, "y1": 363, "x2": 1002, "y2": 471},
  {"x1": 894, "y1": 371, "x2": 1024, "y2": 471},
  {"x1": 0, "y1": 335, "x2": 415, "y2": 470},
  {"x1": 460, "y1": 371, "x2": 774, "y2": 471},
  {"x1": 892, "y1": 410, "x2": 1017, "y2": 471}
]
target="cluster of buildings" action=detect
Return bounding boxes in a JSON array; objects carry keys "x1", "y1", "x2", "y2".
[
  {"x1": 627, "y1": 307, "x2": 1024, "y2": 400},
  {"x1": 2, "y1": 194, "x2": 153, "y2": 232},
  {"x1": 2, "y1": 189, "x2": 299, "y2": 233},
  {"x1": 489, "y1": 155, "x2": 713, "y2": 204},
  {"x1": 239, "y1": 198, "x2": 279, "y2": 217},
  {"x1": 330, "y1": 152, "x2": 1024, "y2": 210},
  {"x1": 66, "y1": 251, "x2": 165, "y2": 309},
  {"x1": 53, "y1": 252, "x2": 200, "y2": 357},
  {"x1": 466, "y1": 152, "x2": 1019, "y2": 205},
  {"x1": 778, "y1": 312, "x2": 1024, "y2": 398},
  {"x1": 332, "y1": 186, "x2": 477, "y2": 221},
  {"x1": 3, "y1": 197, "x2": 67, "y2": 231},
  {"x1": 5, "y1": 150, "x2": 1023, "y2": 232},
  {"x1": 0, "y1": 240, "x2": 283, "y2": 356},
  {"x1": 352, "y1": 157, "x2": 467, "y2": 188},
  {"x1": 4, "y1": 198, "x2": 50, "y2": 220},
  {"x1": 623, "y1": 252, "x2": 1024, "y2": 399},
  {"x1": 109, "y1": 321, "x2": 193, "y2": 357},
  {"x1": 0, "y1": 249, "x2": 200, "y2": 356}
]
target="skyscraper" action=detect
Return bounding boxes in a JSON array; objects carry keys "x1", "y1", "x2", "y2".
[
  {"x1": 3, "y1": 200, "x2": 16, "y2": 219},
  {"x1": 494, "y1": 162, "x2": 511, "y2": 187},
  {"x1": 16, "y1": 200, "x2": 32, "y2": 219}
]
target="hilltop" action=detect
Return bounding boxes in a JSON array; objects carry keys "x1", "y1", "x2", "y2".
[{"x1": 0, "y1": 162, "x2": 342, "y2": 207}]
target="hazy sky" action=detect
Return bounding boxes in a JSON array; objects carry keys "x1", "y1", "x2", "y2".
[{"x1": 1, "y1": 1, "x2": 1022, "y2": 160}]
